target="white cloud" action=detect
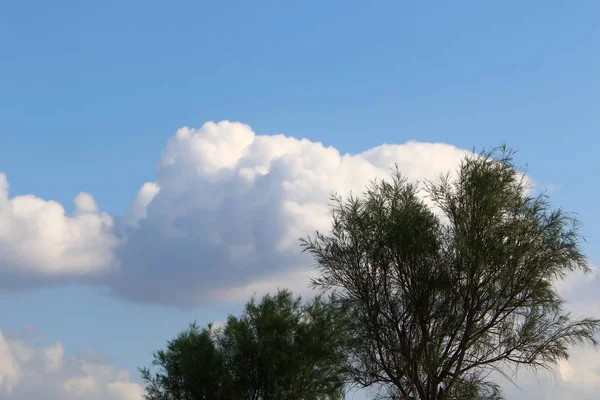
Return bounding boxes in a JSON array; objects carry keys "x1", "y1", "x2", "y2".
[
  {"x1": 126, "y1": 182, "x2": 160, "y2": 227},
  {"x1": 0, "y1": 120, "x2": 594, "y2": 311},
  {"x1": 110, "y1": 121, "x2": 469, "y2": 305},
  {"x1": 0, "y1": 174, "x2": 119, "y2": 286},
  {"x1": 43, "y1": 342, "x2": 65, "y2": 373},
  {"x1": 0, "y1": 121, "x2": 469, "y2": 304},
  {"x1": 108, "y1": 380, "x2": 146, "y2": 400},
  {"x1": 0, "y1": 329, "x2": 143, "y2": 400},
  {"x1": 0, "y1": 120, "x2": 598, "y2": 398}
]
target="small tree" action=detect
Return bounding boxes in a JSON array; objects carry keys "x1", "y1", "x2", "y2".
[
  {"x1": 140, "y1": 323, "x2": 228, "y2": 400},
  {"x1": 140, "y1": 289, "x2": 349, "y2": 400},
  {"x1": 301, "y1": 147, "x2": 600, "y2": 400}
]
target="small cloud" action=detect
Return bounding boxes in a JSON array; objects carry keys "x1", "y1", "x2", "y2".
[{"x1": 0, "y1": 328, "x2": 143, "y2": 400}]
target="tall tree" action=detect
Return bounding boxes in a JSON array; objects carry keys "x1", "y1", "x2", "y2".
[
  {"x1": 301, "y1": 147, "x2": 600, "y2": 400},
  {"x1": 140, "y1": 289, "x2": 349, "y2": 400}
]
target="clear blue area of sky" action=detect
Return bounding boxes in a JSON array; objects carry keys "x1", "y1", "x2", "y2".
[{"x1": 1, "y1": 0, "x2": 599, "y2": 387}]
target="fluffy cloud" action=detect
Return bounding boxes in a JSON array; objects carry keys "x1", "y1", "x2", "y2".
[
  {"x1": 109, "y1": 121, "x2": 468, "y2": 305},
  {"x1": 0, "y1": 120, "x2": 598, "y2": 398},
  {"x1": 0, "y1": 120, "x2": 593, "y2": 310},
  {"x1": 0, "y1": 329, "x2": 143, "y2": 400},
  {"x1": 0, "y1": 174, "x2": 119, "y2": 289},
  {"x1": 0, "y1": 120, "x2": 470, "y2": 305}
]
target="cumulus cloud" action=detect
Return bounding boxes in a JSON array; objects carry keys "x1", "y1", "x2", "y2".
[
  {"x1": 0, "y1": 329, "x2": 143, "y2": 400},
  {"x1": 110, "y1": 121, "x2": 469, "y2": 305},
  {"x1": 0, "y1": 120, "x2": 593, "y2": 309},
  {"x1": 0, "y1": 174, "x2": 119, "y2": 288},
  {"x1": 0, "y1": 121, "x2": 470, "y2": 304},
  {"x1": 0, "y1": 120, "x2": 597, "y2": 398}
]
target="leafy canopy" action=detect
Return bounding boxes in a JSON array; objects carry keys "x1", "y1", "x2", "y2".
[
  {"x1": 140, "y1": 289, "x2": 349, "y2": 400},
  {"x1": 301, "y1": 146, "x2": 600, "y2": 400}
]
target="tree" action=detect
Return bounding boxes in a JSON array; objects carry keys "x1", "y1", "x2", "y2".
[
  {"x1": 140, "y1": 323, "x2": 228, "y2": 400},
  {"x1": 301, "y1": 146, "x2": 600, "y2": 400},
  {"x1": 140, "y1": 289, "x2": 349, "y2": 400}
]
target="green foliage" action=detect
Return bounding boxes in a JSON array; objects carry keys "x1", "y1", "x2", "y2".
[
  {"x1": 140, "y1": 323, "x2": 227, "y2": 400},
  {"x1": 140, "y1": 289, "x2": 349, "y2": 400},
  {"x1": 301, "y1": 146, "x2": 600, "y2": 400}
]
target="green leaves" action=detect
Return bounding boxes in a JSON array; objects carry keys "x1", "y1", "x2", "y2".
[
  {"x1": 140, "y1": 323, "x2": 227, "y2": 400},
  {"x1": 303, "y1": 146, "x2": 600, "y2": 400},
  {"x1": 141, "y1": 145, "x2": 599, "y2": 400},
  {"x1": 140, "y1": 290, "x2": 350, "y2": 400}
]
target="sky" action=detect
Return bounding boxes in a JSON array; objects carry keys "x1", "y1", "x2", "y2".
[{"x1": 0, "y1": 0, "x2": 599, "y2": 398}]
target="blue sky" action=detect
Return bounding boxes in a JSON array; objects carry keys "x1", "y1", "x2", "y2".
[{"x1": 1, "y1": 1, "x2": 599, "y2": 399}]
